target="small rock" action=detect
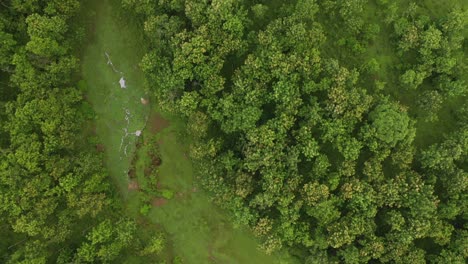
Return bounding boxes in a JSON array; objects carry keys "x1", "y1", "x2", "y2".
[{"x1": 119, "y1": 77, "x2": 126, "y2": 88}]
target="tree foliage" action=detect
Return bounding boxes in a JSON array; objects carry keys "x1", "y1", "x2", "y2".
[
  {"x1": 0, "y1": 1, "x2": 138, "y2": 262},
  {"x1": 128, "y1": 0, "x2": 468, "y2": 262}
]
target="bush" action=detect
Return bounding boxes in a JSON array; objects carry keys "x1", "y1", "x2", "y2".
[
  {"x1": 140, "y1": 204, "x2": 151, "y2": 216},
  {"x1": 160, "y1": 189, "x2": 174, "y2": 199}
]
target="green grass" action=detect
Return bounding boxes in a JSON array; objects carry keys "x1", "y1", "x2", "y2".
[
  {"x1": 80, "y1": 0, "x2": 284, "y2": 263},
  {"x1": 81, "y1": 0, "x2": 149, "y2": 195}
]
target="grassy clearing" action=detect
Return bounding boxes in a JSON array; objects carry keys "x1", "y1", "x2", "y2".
[
  {"x1": 81, "y1": 0, "x2": 149, "y2": 195},
  {"x1": 81, "y1": 0, "x2": 282, "y2": 263}
]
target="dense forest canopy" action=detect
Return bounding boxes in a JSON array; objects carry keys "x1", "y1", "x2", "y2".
[
  {"x1": 124, "y1": 0, "x2": 467, "y2": 263},
  {"x1": 0, "y1": 1, "x2": 161, "y2": 263},
  {"x1": 0, "y1": 0, "x2": 467, "y2": 263}
]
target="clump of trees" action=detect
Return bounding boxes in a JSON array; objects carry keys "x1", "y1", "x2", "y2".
[{"x1": 126, "y1": 0, "x2": 467, "y2": 263}]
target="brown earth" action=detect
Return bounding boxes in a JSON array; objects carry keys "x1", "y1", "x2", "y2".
[
  {"x1": 152, "y1": 156, "x2": 161, "y2": 166},
  {"x1": 96, "y1": 144, "x2": 105, "y2": 152},
  {"x1": 128, "y1": 168, "x2": 136, "y2": 178},
  {"x1": 141, "y1": 98, "x2": 149, "y2": 105},
  {"x1": 152, "y1": 197, "x2": 167, "y2": 207},
  {"x1": 128, "y1": 180, "x2": 139, "y2": 191},
  {"x1": 148, "y1": 112, "x2": 169, "y2": 134}
]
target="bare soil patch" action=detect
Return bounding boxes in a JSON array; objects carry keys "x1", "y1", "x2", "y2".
[
  {"x1": 152, "y1": 197, "x2": 167, "y2": 207},
  {"x1": 128, "y1": 168, "x2": 136, "y2": 178},
  {"x1": 128, "y1": 180, "x2": 139, "y2": 191},
  {"x1": 148, "y1": 112, "x2": 169, "y2": 134},
  {"x1": 152, "y1": 156, "x2": 162, "y2": 166},
  {"x1": 141, "y1": 98, "x2": 149, "y2": 105},
  {"x1": 96, "y1": 144, "x2": 105, "y2": 152}
]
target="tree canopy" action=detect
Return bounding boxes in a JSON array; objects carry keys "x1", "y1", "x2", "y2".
[
  {"x1": 1, "y1": 0, "x2": 467, "y2": 263},
  {"x1": 127, "y1": 0, "x2": 468, "y2": 263}
]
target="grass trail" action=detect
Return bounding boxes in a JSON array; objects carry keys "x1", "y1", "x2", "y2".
[
  {"x1": 81, "y1": 1, "x2": 287, "y2": 263},
  {"x1": 81, "y1": 0, "x2": 149, "y2": 194}
]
